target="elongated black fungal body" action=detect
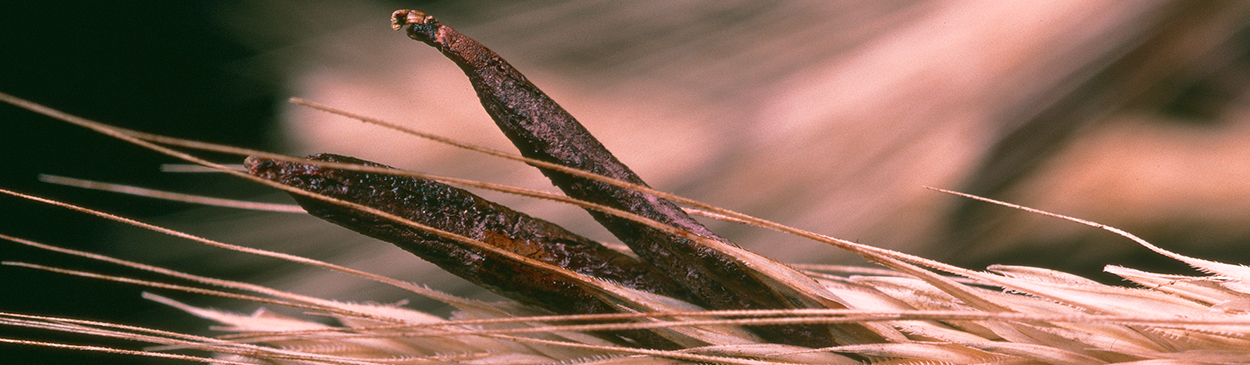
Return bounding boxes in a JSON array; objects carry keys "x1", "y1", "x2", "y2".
[
  {"x1": 246, "y1": 153, "x2": 683, "y2": 349},
  {"x1": 392, "y1": 10, "x2": 860, "y2": 348}
]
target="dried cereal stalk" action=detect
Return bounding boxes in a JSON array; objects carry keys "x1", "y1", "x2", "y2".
[{"x1": 3, "y1": 9, "x2": 1250, "y2": 365}]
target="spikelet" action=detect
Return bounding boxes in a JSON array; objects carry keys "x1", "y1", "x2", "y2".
[
  {"x1": 6, "y1": 6, "x2": 1250, "y2": 364},
  {"x1": 5, "y1": 85, "x2": 1250, "y2": 364}
]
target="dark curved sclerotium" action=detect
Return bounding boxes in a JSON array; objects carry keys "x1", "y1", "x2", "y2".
[
  {"x1": 391, "y1": 9, "x2": 877, "y2": 347},
  {"x1": 246, "y1": 153, "x2": 681, "y2": 349}
]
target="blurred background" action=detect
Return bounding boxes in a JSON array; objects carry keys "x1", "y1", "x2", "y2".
[{"x1": 5, "y1": 1, "x2": 1250, "y2": 363}]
